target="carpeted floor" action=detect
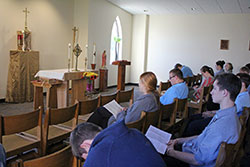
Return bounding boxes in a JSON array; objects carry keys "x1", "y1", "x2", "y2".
[{"x1": 0, "y1": 85, "x2": 140, "y2": 116}]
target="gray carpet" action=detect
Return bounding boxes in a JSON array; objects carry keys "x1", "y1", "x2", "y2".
[{"x1": 0, "y1": 85, "x2": 139, "y2": 116}]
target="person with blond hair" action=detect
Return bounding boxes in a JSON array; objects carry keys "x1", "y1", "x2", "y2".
[{"x1": 87, "y1": 71, "x2": 159, "y2": 129}]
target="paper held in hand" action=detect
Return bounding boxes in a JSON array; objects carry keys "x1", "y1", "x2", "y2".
[
  {"x1": 145, "y1": 125, "x2": 172, "y2": 154},
  {"x1": 103, "y1": 100, "x2": 123, "y2": 119}
]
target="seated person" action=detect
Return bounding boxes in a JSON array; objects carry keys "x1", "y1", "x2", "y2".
[
  {"x1": 239, "y1": 66, "x2": 250, "y2": 75},
  {"x1": 189, "y1": 65, "x2": 214, "y2": 100},
  {"x1": 0, "y1": 144, "x2": 6, "y2": 167},
  {"x1": 239, "y1": 66, "x2": 250, "y2": 94},
  {"x1": 225, "y1": 62, "x2": 233, "y2": 73},
  {"x1": 175, "y1": 63, "x2": 193, "y2": 78},
  {"x1": 183, "y1": 73, "x2": 250, "y2": 137},
  {"x1": 160, "y1": 69, "x2": 188, "y2": 105},
  {"x1": 235, "y1": 73, "x2": 250, "y2": 116},
  {"x1": 214, "y1": 60, "x2": 225, "y2": 76},
  {"x1": 87, "y1": 71, "x2": 159, "y2": 129},
  {"x1": 70, "y1": 121, "x2": 166, "y2": 167},
  {"x1": 164, "y1": 73, "x2": 242, "y2": 167}
]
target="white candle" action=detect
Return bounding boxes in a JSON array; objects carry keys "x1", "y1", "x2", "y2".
[
  {"x1": 85, "y1": 44, "x2": 88, "y2": 57},
  {"x1": 68, "y1": 43, "x2": 71, "y2": 60},
  {"x1": 92, "y1": 43, "x2": 96, "y2": 64}
]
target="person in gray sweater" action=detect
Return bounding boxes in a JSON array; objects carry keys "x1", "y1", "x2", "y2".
[{"x1": 87, "y1": 71, "x2": 159, "y2": 129}]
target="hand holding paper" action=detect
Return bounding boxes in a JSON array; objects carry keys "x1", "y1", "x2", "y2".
[{"x1": 145, "y1": 125, "x2": 172, "y2": 154}]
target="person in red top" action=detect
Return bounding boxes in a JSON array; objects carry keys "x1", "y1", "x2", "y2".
[{"x1": 192, "y1": 66, "x2": 214, "y2": 100}]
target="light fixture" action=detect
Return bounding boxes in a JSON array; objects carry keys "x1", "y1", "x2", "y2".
[
  {"x1": 191, "y1": 7, "x2": 196, "y2": 11},
  {"x1": 144, "y1": 9, "x2": 148, "y2": 13}
]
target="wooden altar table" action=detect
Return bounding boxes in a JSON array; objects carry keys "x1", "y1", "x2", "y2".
[{"x1": 33, "y1": 69, "x2": 96, "y2": 109}]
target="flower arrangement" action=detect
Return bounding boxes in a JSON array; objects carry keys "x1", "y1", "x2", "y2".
[
  {"x1": 82, "y1": 72, "x2": 98, "y2": 92},
  {"x1": 82, "y1": 72, "x2": 98, "y2": 80}
]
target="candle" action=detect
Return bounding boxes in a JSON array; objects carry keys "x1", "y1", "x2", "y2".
[
  {"x1": 92, "y1": 43, "x2": 96, "y2": 64},
  {"x1": 68, "y1": 43, "x2": 71, "y2": 60}
]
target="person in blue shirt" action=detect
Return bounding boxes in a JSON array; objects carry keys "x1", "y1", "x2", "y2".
[
  {"x1": 235, "y1": 73, "x2": 250, "y2": 116},
  {"x1": 0, "y1": 144, "x2": 6, "y2": 167},
  {"x1": 239, "y1": 66, "x2": 250, "y2": 94},
  {"x1": 160, "y1": 68, "x2": 188, "y2": 105},
  {"x1": 183, "y1": 73, "x2": 250, "y2": 137},
  {"x1": 175, "y1": 63, "x2": 193, "y2": 78},
  {"x1": 164, "y1": 73, "x2": 242, "y2": 167},
  {"x1": 70, "y1": 121, "x2": 166, "y2": 167}
]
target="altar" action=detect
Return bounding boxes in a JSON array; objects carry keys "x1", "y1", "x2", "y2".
[{"x1": 33, "y1": 69, "x2": 97, "y2": 109}]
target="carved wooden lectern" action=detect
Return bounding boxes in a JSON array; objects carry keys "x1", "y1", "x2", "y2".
[{"x1": 112, "y1": 60, "x2": 131, "y2": 91}]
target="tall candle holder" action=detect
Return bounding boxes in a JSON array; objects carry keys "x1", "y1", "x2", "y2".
[
  {"x1": 84, "y1": 45, "x2": 88, "y2": 71},
  {"x1": 73, "y1": 44, "x2": 82, "y2": 71}
]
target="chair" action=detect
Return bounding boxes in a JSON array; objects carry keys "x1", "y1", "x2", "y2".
[
  {"x1": 184, "y1": 77, "x2": 191, "y2": 87},
  {"x1": 158, "y1": 101, "x2": 177, "y2": 131},
  {"x1": 60, "y1": 97, "x2": 99, "y2": 128},
  {"x1": 126, "y1": 111, "x2": 146, "y2": 132},
  {"x1": 98, "y1": 91, "x2": 118, "y2": 107},
  {"x1": 14, "y1": 145, "x2": 73, "y2": 167},
  {"x1": 188, "y1": 76, "x2": 197, "y2": 87},
  {"x1": 143, "y1": 110, "x2": 160, "y2": 133},
  {"x1": 188, "y1": 85, "x2": 213, "y2": 114},
  {"x1": 116, "y1": 88, "x2": 134, "y2": 105},
  {"x1": 158, "y1": 81, "x2": 171, "y2": 95},
  {"x1": 42, "y1": 103, "x2": 79, "y2": 155},
  {"x1": 194, "y1": 74, "x2": 202, "y2": 86},
  {"x1": 0, "y1": 108, "x2": 43, "y2": 158},
  {"x1": 175, "y1": 98, "x2": 188, "y2": 121},
  {"x1": 215, "y1": 129, "x2": 247, "y2": 167}
]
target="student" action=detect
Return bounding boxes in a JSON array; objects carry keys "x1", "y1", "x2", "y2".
[
  {"x1": 239, "y1": 66, "x2": 250, "y2": 94},
  {"x1": 0, "y1": 144, "x2": 6, "y2": 167},
  {"x1": 70, "y1": 121, "x2": 166, "y2": 167},
  {"x1": 240, "y1": 66, "x2": 250, "y2": 74},
  {"x1": 87, "y1": 71, "x2": 159, "y2": 129},
  {"x1": 214, "y1": 60, "x2": 225, "y2": 76},
  {"x1": 175, "y1": 63, "x2": 193, "y2": 78},
  {"x1": 160, "y1": 69, "x2": 188, "y2": 105},
  {"x1": 235, "y1": 73, "x2": 250, "y2": 116},
  {"x1": 183, "y1": 73, "x2": 250, "y2": 137},
  {"x1": 224, "y1": 62, "x2": 233, "y2": 73},
  {"x1": 164, "y1": 73, "x2": 241, "y2": 167},
  {"x1": 190, "y1": 65, "x2": 214, "y2": 101}
]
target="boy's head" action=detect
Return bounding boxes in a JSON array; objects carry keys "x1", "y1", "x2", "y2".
[
  {"x1": 70, "y1": 122, "x2": 102, "y2": 160},
  {"x1": 211, "y1": 73, "x2": 241, "y2": 103}
]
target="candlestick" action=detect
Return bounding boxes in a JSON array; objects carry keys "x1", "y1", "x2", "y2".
[
  {"x1": 68, "y1": 43, "x2": 71, "y2": 72},
  {"x1": 92, "y1": 43, "x2": 96, "y2": 64},
  {"x1": 85, "y1": 44, "x2": 88, "y2": 70}
]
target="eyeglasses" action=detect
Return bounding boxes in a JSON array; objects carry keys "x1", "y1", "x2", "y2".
[{"x1": 169, "y1": 75, "x2": 176, "y2": 80}]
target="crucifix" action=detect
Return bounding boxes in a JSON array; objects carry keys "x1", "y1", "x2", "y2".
[
  {"x1": 23, "y1": 8, "x2": 30, "y2": 30},
  {"x1": 72, "y1": 26, "x2": 79, "y2": 68}
]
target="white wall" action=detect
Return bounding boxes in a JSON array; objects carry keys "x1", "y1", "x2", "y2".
[
  {"x1": 73, "y1": 0, "x2": 88, "y2": 69},
  {"x1": 0, "y1": 0, "x2": 132, "y2": 99},
  {"x1": 0, "y1": 0, "x2": 74, "y2": 98},
  {"x1": 130, "y1": 15, "x2": 148, "y2": 83},
  {"x1": 88, "y1": 0, "x2": 132, "y2": 87},
  {"x1": 146, "y1": 14, "x2": 250, "y2": 83}
]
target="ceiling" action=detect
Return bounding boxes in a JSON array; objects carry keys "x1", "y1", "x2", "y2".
[{"x1": 107, "y1": 0, "x2": 250, "y2": 15}]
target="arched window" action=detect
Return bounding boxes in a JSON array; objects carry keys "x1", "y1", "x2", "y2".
[{"x1": 110, "y1": 16, "x2": 122, "y2": 64}]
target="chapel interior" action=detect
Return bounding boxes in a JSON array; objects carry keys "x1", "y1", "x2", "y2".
[{"x1": 1, "y1": 0, "x2": 250, "y2": 166}]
